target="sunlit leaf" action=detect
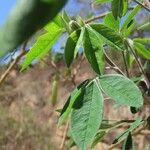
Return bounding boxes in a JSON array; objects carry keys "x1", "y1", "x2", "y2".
[
  {"x1": 45, "y1": 15, "x2": 64, "y2": 32},
  {"x1": 134, "y1": 38, "x2": 150, "y2": 45},
  {"x1": 104, "y1": 12, "x2": 120, "y2": 31},
  {"x1": 122, "y1": 0, "x2": 128, "y2": 16},
  {"x1": 61, "y1": 11, "x2": 72, "y2": 33},
  {"x1": 121, "y1": 5, "x2": 141, "y2": 31},
  {"x1": 138, "y1": 22, "x2": 150, "y2": 31},
  {"x1": 22, "y1": 24, "x2": 63, "y2": 70},
  {"x1": 123, "y1": 20, "x2": 135, "y2": 37},
  {"x1": 134, "y1": 42, "x2": 150, "y2": 59},
  {"x1": 93, "y1": 0, "x2": 112, "y2": 5},
  {"x1": 91, "y1": 23, "x2": 126, "y2": 51},
  {"x1": 112, "y1": 0, "x2": 123, "y2": 19}
]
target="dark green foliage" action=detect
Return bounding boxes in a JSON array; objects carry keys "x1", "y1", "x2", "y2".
[
  {"x1": 83, "y1": 26, "x2": 105, "y2": 75},
  {"x1": 122, "y1": 132, "x2": 135, "y2": 150},
  {"x1": 112, "y1": 0, "x2": 128, "y2": 19},
  {"x1": 64, "y1": 29, "x2": 81, "y2": 67},
  {"x1": 0, "y1": 1, "x2": 147, "y2": 149},
  {"x1": 130, "y1": 107, "x2": 139, "y2": 114},
  {"x1": 0, "y1": 0, "x2": 68, "y2": 56}
]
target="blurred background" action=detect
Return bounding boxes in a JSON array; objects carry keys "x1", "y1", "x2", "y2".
[{"x1": 0, "y1": 0, "x2": 149, "y2": 150}]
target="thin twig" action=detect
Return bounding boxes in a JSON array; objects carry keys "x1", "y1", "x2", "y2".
[
  {"x1": 122, "y1": 51, "x2": 130, "y2": 77},
  {"x1": 134, "y1": 0, "x2": 150, "y2": 12},
  {"x1": 105, "y1": 53, "x2": 125, "y2": 76},
  {"x1": 0, "y1": 42, "x2": 27, "y2": 86},
  {"x1": 60, "y1": 121, "x2": 69, "y2": 150},
  {"x1": 59, "y1": 56, "x2": 84, "y2": 149},
  {"x1": 85, "y1": 12, "x2": 109, "y2": 24},
  {"x1": 126, "y1": 40, "x2": 150, "y2": 88},
  {"x1": 108, "y1": 123, "x2": 145, "y2": 150}
]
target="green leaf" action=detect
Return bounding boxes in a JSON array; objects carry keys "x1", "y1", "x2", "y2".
[
  {"x1": 121, "y1": 5, "x2": 141, "y2": 31},
  {"x1": 75, "y1": 15, "x2": 85, "y2": 27},
  {"x1": 56, "y1": 108, "x2": 62, "y2": 113},
  {"x1": 51, "y1": 79, "x2": 58, "y2": 106},
  {"x1": 61, "y1": 11, "x2": 72, "y2": 33},
  {"x1": 64, "y1": 29, "x2": 81, "y2": 67},
  {"x1": 146, "y1": 116, "x2": 150, "y2": 129},
  {"x1": 0, "y1": 0, "x2": 68, "y2": 56},
  {"x1": 126, "y1": 51, "x2": 135, "y2": 68},
  {"x1": 113, "y1": 118, "x2": 142, "y2": 144},
  {"x1": 45, "y1": 15, "x2": 64, "y2": 32},
  {"x1": 134, "y1": 38, "x2": 150, "y2": 45},
  {"x1": 133, "y1": 42, "x2": 150, "y2": 59},
  {"x1": 62, "y1": 11, "x2": 71, "y2": 24},
  {"x1": 122, "y1": 132, "x2": 135, "y2": 150},
  {"x1": 112, "y1": 0, "x2": 123, "y2": 19},
  {"x1": 104, "y1": 12, "x2": 120, "y2": 31},
  {"x1": 83, "y1": 26, "x2": 105, "y2": 75},
  {"x1": 122, "y1": 0, "x2": 128, "y2": 16},
  {"x1": 91, "y1": 130, "x2": 106, "y2": 148},
  {"x1": 22, "y1": 25, "x2": 63, "y2": 70},
  {"x1": 123, "y1": 20, "x2": 135, "y2": 37},
  {"x1": 71, "y1": 80, "x2": 104, "y2": 150},
  {"x1": 93, "y1": 0, "x2": 113, "y2": 5},
  {"x1": 58, "y1": 80, "x2": 90, "y2": 126},
  {"x1": 69, "y1": 20, "x2": 81, "y2": 32},
  {"x1": 144, "y1": 145, "x2": 150, "y2": 150},
  {"x1": 64, "y1": 27, "x2": 84, "y2": 68},
  {"x1": 90, "y1": 23, "x2": 125, "y2": 51},
  {"x1": 99, "y1": 74, "x2": 143, "y2": 107},
  {"x1": 138, "y1": 22, "x2": 150, "y2": 31}
]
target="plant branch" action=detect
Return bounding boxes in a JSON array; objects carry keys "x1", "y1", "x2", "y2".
[
  {"x1": 85, "y1": 12, "x2": 108, "y2": 24},
  {"x1": 134, "y1": 0, "x2": 150, "y2": 12},
  {"x1": 122, "y1": 51, "x2": 130, "y2": 77},
  {"x1": 105, "y1": 53, "x2": 125, "y2": 76},
  {"x1": 0, "y1": 42, "x2": 27, "y2": 86},
  {"x1": 108, "y1": 124, "x2": 145, "y2": 150},
  {"x1": 60, "y1": 118, "x2": 69, "y2": 150},
  {"x1": 126, "y1": 40, "x2": 150, "y2": 88}
]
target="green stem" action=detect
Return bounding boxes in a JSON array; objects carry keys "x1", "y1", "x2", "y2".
[{"x1": 122, "y1": 51, "x2": 130, "y2": 77}]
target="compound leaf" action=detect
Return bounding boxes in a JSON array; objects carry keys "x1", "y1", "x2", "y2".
[{"x1": 91, "y1": 23, "x2": 125, "y2": 51}]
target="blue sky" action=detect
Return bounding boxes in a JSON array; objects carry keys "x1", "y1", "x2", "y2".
[
  {"x1": 0, "y1": 0, "x2": 90, "y2": 63},
  {"x1": 0, "y1": 0, "x2": 17, "y2": 25},
  {"x1": 0, "y1": 0, "x2": 88, "y2": 25}
]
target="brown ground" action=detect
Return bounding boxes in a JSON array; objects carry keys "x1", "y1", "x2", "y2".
[{"x1": 0, "y1": 57, "x2": 149, "y2": 150}]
